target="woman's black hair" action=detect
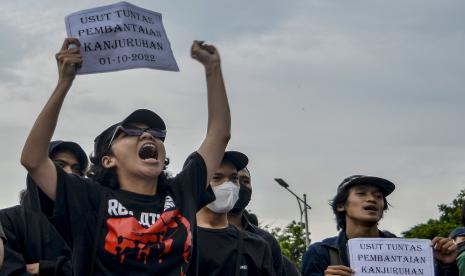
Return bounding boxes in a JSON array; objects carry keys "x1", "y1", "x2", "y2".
[
  {"x1": 329, "y1": 184, "x2": 389, "y2": 230},
  {"x1": 87, "y1": 149, "x2": 171, "y2": 191}
]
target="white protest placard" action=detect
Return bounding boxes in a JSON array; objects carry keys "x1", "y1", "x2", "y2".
[
  {"x1": 65, "y1": 1, "x2": 179, "y2": 74},
  {"x1": 348, "y1": 238, "x2": 435, "y2": 276}
]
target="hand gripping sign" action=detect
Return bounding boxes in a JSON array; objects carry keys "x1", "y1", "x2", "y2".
[
  {"x1": 65, "y1": 1, "x2": 179, "y2": 74},
  {"x1": 348, "y1": 238, "x2": 435, "y2": 276}
]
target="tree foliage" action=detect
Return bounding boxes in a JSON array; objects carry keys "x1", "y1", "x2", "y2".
[
  {"x1": 402, "y1": 189, "x2": 465, "y2": 239},
  {"x1": 268, "y1": 221, "x2": 309, "y2": 268}
]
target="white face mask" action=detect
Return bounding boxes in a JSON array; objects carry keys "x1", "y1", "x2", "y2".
[{"x1": 206, "y1": 181, "x2": 240, "y2": 214}]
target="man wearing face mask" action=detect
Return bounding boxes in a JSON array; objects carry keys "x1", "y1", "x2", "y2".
[
  {"x1": 196, "y1": 151, "x2": 274, "y2": 276},
  {"x1": 228, "y1": 167, "x2": 286, "y2": 276}
]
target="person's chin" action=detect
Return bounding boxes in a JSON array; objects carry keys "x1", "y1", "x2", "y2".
[
  {"x1": 139, "y1": 166, "x2": 162, "y2": 178},
  {"x1": 361, "y1": 216, "x2": 381, "y2": 225}
]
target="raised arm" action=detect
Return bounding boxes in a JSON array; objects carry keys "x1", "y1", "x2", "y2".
[
  {"x1": 191, "y1": 41, "x2": 231, "y2": 186},
  {"x1": 20, "y1": 38, "x2": 82, "y2": 201}
]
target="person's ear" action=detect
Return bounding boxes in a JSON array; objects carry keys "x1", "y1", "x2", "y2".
[
  {"x1": 101, "y1": 155, "x2": 116, "y2": 169},
  {"x1": 336, "y1": 203, "x2": 345, "y2": 212}
]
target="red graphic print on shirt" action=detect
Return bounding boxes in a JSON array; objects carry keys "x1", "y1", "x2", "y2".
[{"x1": 104, "y1": 208, "x2": 192, "y2": 265}]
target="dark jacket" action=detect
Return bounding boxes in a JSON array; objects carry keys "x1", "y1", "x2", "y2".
[
  {"x1": 282, "y1": 255, "x2": 301, "y2": 276},
  {"x1": 242, "y1": 214, "x2": 285, "y2": 276},
  {"x1": 301, "y1": 230, "x2": 458, "y2": 276},
  {"x1": 0, "y1": 205, "x2": 72, "y2": 275}
]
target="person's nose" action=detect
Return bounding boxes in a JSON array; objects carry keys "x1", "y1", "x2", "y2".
[
  {"x1": 63, "y1": 165, "x2": 73, "y2": 174},
  {"x1": 366, "y1": 193, "x2": 377, "y2": 203}
]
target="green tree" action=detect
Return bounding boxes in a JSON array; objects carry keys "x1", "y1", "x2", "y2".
[
  {"x1": 402, "y1": 189, "x2": 465, "y2": 239},
  {"x1": 268, "y1": 221, "x2": 308, "y2": 268}
]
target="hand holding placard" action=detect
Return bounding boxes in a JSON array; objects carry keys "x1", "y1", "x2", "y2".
[
  {"x1": 431, "y1": 237, "x2": 457, "y2": 265},
  {"x1": 324, "y1": 265, "x2": 354, "y2": 276},
  {"x1": 55, "y1": 38, "x2": 82, "y2": 84}
]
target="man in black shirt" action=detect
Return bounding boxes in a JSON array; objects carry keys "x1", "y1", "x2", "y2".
[
  {"x1": 23, "y1": 140, "x2": 89, "y2": 207},
  {"x1": 197, "y1": 151, "x2": 274, "y2": 276},
  {"x1": 228, "y1": 167, "x2": 285, "y2": 276},
  {"x1": 21, "y1": 140, "x2": 89, "y2": 246},
  {"x1": 0, "y1": 141, "x2": 84, "y2": 275}
]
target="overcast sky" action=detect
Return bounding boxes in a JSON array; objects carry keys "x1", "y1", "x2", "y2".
[{"x1": 1, "y1": 0, "x2": 465, "y2": 243}]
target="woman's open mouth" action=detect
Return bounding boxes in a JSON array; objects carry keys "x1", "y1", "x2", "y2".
[{"x1": 138, "y1": 143, "x2": 158, "y2": 160}]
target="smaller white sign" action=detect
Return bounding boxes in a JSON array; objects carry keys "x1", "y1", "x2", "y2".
[
  {"x1": 348, "y1": 238, "x2": 435, "y2": 276},
  {"x1": 65, "y1": 1, "x2": 179, "y2": 74}
]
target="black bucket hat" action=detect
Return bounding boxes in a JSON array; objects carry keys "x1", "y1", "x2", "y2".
[
  {"x1": 49, "y1": 140, "x2": 88, "y2": 175},
  {"x1": 337, "y1": 175, "x2": 395, "y2": 196},
  {"x1": 92, "y1": 109, "x2": 166, "y2": 164}
]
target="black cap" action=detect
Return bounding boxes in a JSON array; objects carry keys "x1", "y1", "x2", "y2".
[
  {"x1": 222, "y1": 151, "x2": 248, "y2": 171},
  {"x1": 92, "y1": 109, "x2": 166, "y2": 164},
  {"x1": 337, "y1": 175, "x2": 395, "y2": 196},
  {"x1": 182, "y1": 151, "x2": 248, "y2": 171},
  {"x1": 49, "y1": 140, "x2": 88, "y2": 174}
]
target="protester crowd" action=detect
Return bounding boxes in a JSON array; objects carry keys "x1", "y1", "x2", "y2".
[{"x1": 0, "y1": 37, "x2": 461, "y2": 276}]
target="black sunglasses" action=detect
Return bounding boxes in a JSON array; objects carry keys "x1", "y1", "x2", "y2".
[{"x1": 107, "y1": 125, "x2": 166, "y2": 149}]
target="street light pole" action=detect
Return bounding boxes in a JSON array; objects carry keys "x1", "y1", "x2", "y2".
[
  {"x1": 303, "y1": 194, "x2": 310, "y2": 247},
  {"x1": 274, "y1": 178, "x2": 311, "y2": 247}
]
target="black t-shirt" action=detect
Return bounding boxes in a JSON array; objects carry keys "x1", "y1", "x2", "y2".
[
  {"x1": 197, "y1": 225, "x2": 274, "y2": 276},
  {"x1": 54, "y1": 152, "x2": 211, "y2": 276}
]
